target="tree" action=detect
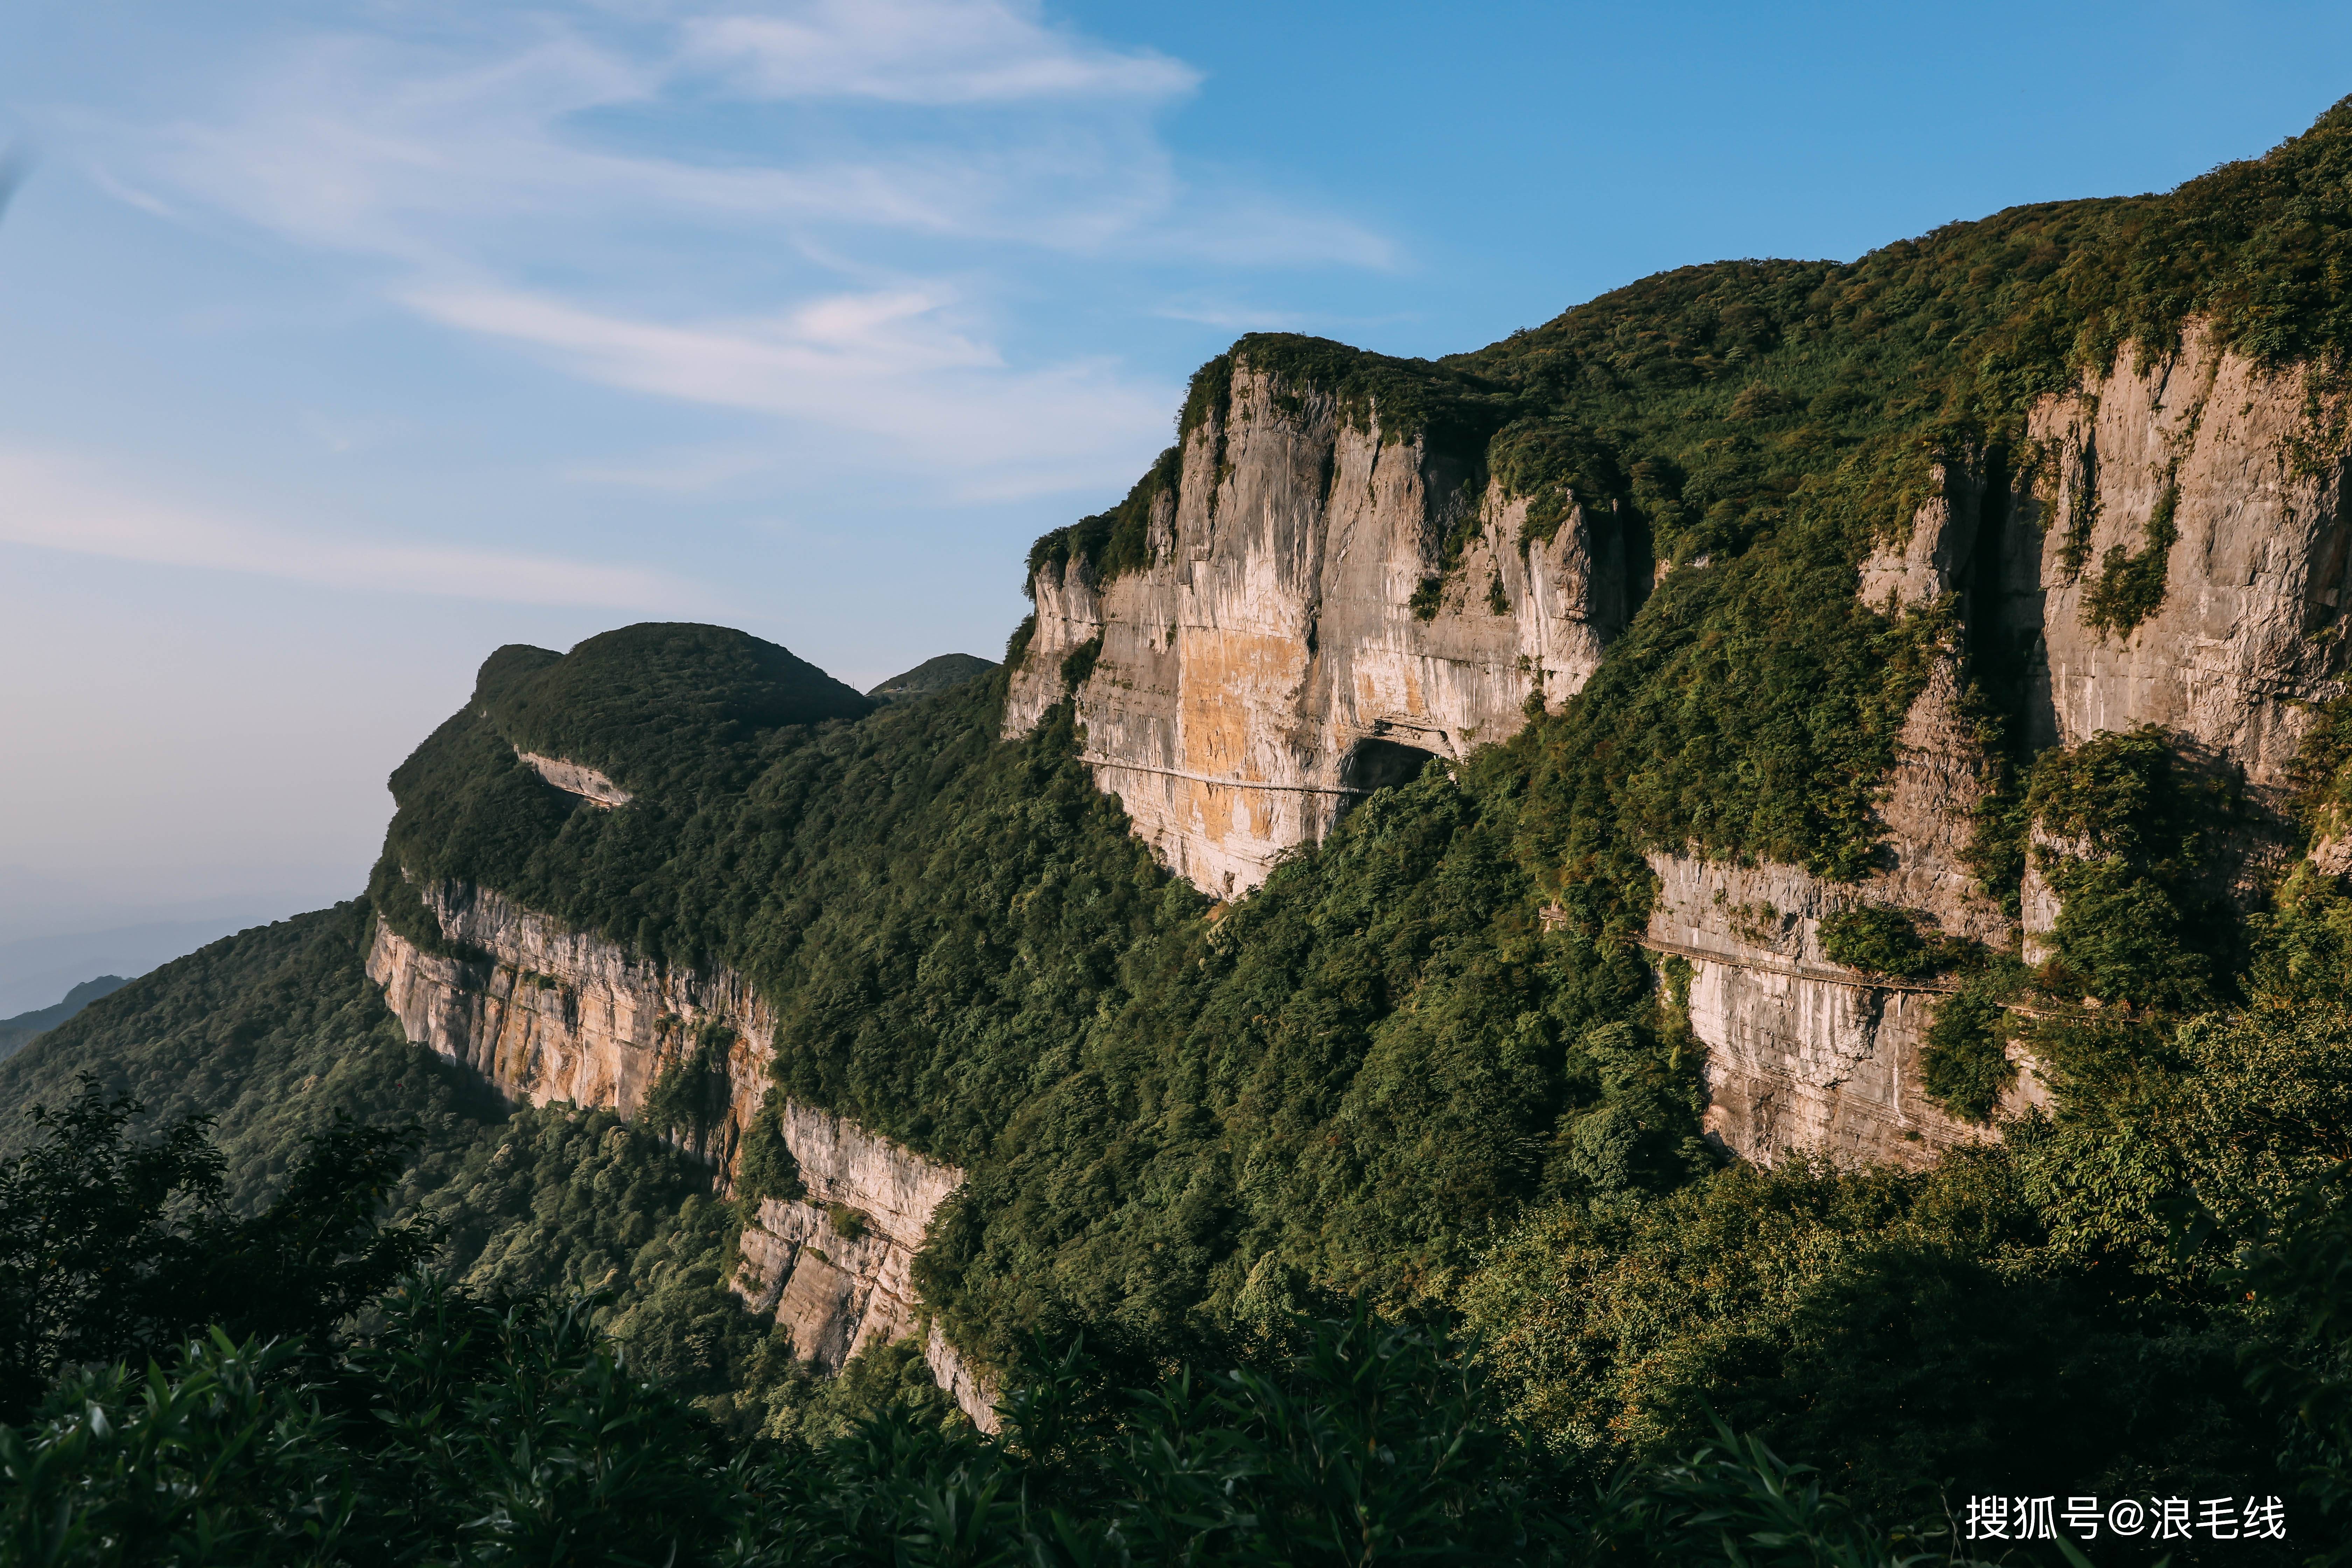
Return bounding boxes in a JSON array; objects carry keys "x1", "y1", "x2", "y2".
[{"x1": 0, "y1": 1074, "x2": 438, "y2": 1422}]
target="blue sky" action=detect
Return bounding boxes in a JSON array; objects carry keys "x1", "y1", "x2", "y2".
[{"x1": 2, "y1": 0, "x2": 2350, "y2": 966}]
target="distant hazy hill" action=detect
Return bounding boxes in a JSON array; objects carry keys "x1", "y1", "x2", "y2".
[
  {"x1": 0, "y1": 973, "x2": 127, "y2": 1062},
  {"x1": 866, "y1": 653, "x2": 995, "y2": 701},
  {"x1": 0, "y1": 903, "x2": 302, "y2": 1016}
]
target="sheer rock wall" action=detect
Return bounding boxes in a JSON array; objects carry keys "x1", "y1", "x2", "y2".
[
  {"x1": 366, "y1": 880, "x2": 995, "y2": 1426},
  {"x1": 1657, "y1": 465, "x2": 2022, "y2": 1166},
  {"x1": 2016, "y1": 326, "x2": 2347, "y2": 799},
  {"x1": 1999, "y1": 323, "x2": 2352, "y2": 924},
  {"x1": 1004, "y1": 363, "x2": 1643, "y2": 898},
  {"x1": 1646, "y1": 850, "x2": 2046, "y2": 1169},
  {"x1": 1653, "y1": 328, "x2": 2350, "y2": 1163},
  {"x1": 732, "y1": 1102, "x2": 990, "y2": 1424}
]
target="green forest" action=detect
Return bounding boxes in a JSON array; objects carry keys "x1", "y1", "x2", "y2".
[{"x1": 14, "y1": 93, "x2": 2352, "y2": 1567}]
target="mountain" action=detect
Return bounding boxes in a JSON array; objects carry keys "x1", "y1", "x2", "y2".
[
  {"x1": 19, "y1": 98, "x2": 2352, "y2": 1532},
  {"x1": 0, "y1": 974, "x2": 126, "y2": 1062},
  {"x1": 0, "y1": 904, "x2": 303, "y2": 1016},
  {"x1": 867, "y1": 653, "x2": 996, "y2": 700}
]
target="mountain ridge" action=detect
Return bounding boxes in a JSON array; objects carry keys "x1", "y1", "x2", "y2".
[{"x1": 0, "y1": 973, "x2": 127, "y2": 1062}]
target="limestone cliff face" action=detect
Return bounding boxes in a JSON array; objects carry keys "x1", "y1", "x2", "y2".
[
  {"x1": 1651, "y1": 465, "x2": 2026, "y2": 1166},
  {"x1": 731, "y1": 1101, "x2": 963, "y2": 1364},
  {"x1": 2014, "y1": 325, "x2": 2346, "y2": 796},
  {"x1": 1027, "y1": 327, "x2": 2349, "y2": 1167},
  {"x1": 1996, "y1": 324, "x2": 2352, "y2": 920},
  {"x1": 1005, "y1": 361, "x2": 1643, "y2": 898},
  {"x1": 366, "y1": 881, "x2": 995, "y2": 1425},
  {"x1": 1625, "y1": 334, "x2": 2352, "y2": 1163},
  {"x1": 1646, "y1": 851, "x2": 2045, "y2": 1169},
  {"x1": 370, "y1": 881, "x2": 765, "y2": 1148}
]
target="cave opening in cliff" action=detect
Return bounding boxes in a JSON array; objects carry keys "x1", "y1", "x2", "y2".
[{"x1": 1341, "y1": 737, "x2": 1442, "y2": 794}]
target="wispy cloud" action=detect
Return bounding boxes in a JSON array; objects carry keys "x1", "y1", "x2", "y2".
[
  {"x1": 401, "y1": 280, "x2": 1169, "y2": 488},
  {"x1": 0, "y1": 447, "x2": 698, "y2": 609},
  {"x1": 678, "y1": 0, "x2": 1200, "y2": 105},
  {"x1": 82, "y1": 1, "x2": 1392, "y2": 502}
]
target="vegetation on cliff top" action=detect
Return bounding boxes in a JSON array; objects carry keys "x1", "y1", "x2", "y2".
[
  {"x1": 866, "y1": 652, "x2": 996, "y2": 701},
  {"x1": 478, "y1": 623, "x2": 874, "y2": 798},
  {"x1": 373, "y1": 659, "x2": 1700, "y2": 1368}
]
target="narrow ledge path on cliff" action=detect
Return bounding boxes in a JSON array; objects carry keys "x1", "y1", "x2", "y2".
[
  {"x1": 1630, "y1": 934, "x2": 2125, "y2": 1026},
  {"x1": 1635, "y1": 934, "x2": 1962, "y2": 995},
  {"x1": 1074, "y1": 754, "x2": 1374, "y2": 796}
]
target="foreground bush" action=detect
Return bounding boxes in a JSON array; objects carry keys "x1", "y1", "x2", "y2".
[{"x1": 3, "y1": 1279, "x2": 1974, "y2": 1568}]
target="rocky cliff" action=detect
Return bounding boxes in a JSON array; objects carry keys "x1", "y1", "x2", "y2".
[
  {"x1": 515, "y1": 750, "x2": 632, "y2": 808},
  {"x1": 2004, "y1": 323, "x2": 2348, "y2": 927},
  {"x1": 1006, "y1": 356, "x2": 1643, "y2": 898},
  {"x1": 1017, "y1": 324, "x2": 2350, "y2": 1167},
  {"x1": 1644, "y1": 463, "x2": 2022, "y2": 1166},
  {"x1": 732, "y1": 1101, "x2": 988, "y2": 1423},
  {"x1": 367, "y1": 880, "x2": 995, "y2": 1425},
  {"x1": 1635, "y1": 328, "x2": 2352, "y2": 1163}
]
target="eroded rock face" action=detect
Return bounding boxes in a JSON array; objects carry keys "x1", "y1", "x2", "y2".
[
  {"x1": 730, "y1": 1102, "x2": 987, "y2": 1424},
  {"x1": 1645, "y1": 851, "x2": 2044, "y2": 1167},
  {"x1": 1655, "y1": 328, "x2": 2352, "y2": 1164},
  {"x1": 368, "y1": 880, "x2": 767, "y2": 1149},
  {"x1": 2003, "y1": 325, "x2": 2350, "y2": 901},
  {"x1": 1005, "y1": 364, "x2": 1642, "y2": 898},
  {"x1": 1647, "y1": 469, "x2": 2025, "y2": 1163},
  {"x1": 515, "y1": 750, "x2": 632, "y2": 808},
  {"x1": 1024, "y1": 334, "x2": 2351, "y2": 1167},
  {"x1": 366, "y1": 881, "x2": 994, "y2": 1425},
  {"x1": 1851, "y1": 469, "x2": 2016, "y2": 950}
]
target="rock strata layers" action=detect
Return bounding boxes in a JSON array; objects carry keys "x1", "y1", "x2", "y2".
[
  {"x1": 731, "y1": 1102, "x2": 986, "y2": 1424},
  {"x1": 1645, "y1": 852, "x2": 2045, "y2": 1168},
  {"x1": 366, "y1": 880, "x2": 994, "y2": 1424}
]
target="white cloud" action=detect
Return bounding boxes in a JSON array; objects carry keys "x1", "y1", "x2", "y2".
[
  {"x1": 400, "y1": 280, "x2": 1169, "y2": 486},
  {"x1": 143, "y1": 16, "x2": 1231, "y2": 255},
  {"x1": 680, "y1": 0, "x2": 1200, "y2": 105},
  {"x1": 82, "y1": 161, "x2": 180, "y2": 221},
  {"x1": 86, "y1": 1, "x2": 1392, "y2": 502},
  {"x1": 0, "y1": 447, "x2": 698, "y2": 609}
]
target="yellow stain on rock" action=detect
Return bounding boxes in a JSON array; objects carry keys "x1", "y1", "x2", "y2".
[{"x1": 1176, "y1": 626, "x2": 1304, "y2": 776}]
